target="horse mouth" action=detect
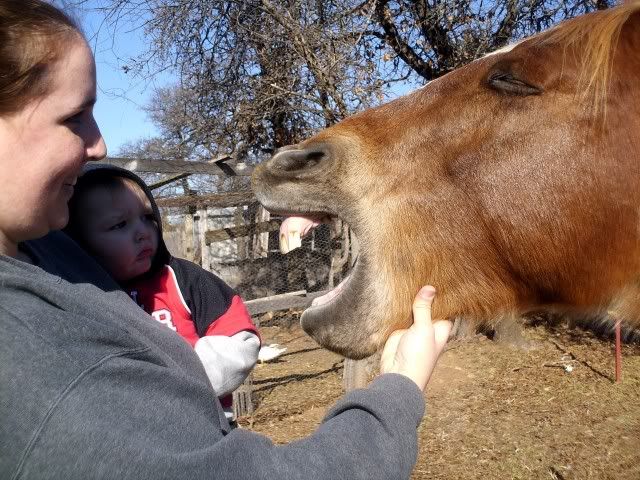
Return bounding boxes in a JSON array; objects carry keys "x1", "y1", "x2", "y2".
[
  {"x1": 309, "y1": 270, "x2": 354, "y2": 308},
  {"x1": 252, "y1": 157, "x2": 382, "y2": 358},
  {"x1": 279, "y1": 214, "x2": 358, "y2": 311},
  {"x1": 276, "y1": 213, "x2": 378, "y2": 357}
]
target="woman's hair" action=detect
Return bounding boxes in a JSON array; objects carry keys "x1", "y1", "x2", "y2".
[{"x1": 0, "y1": 0, "x2": 83, "y2": 115}]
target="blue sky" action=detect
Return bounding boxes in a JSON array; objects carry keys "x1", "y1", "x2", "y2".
[{"x1": 76, "y1": 4, "x2": 174, "y2": 155}]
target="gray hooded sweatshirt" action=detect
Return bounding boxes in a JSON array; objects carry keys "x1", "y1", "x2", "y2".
[{"x1": 0, "y1": 229, "x2": 425, "y2": 479}]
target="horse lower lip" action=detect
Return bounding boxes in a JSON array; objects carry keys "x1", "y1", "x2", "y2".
[
  {"x1": 311, "y1": 285, "x2": 340, "y2": 307},
  {"x1": 310, "y1": 268, "x2": 354, "y2": 308}
]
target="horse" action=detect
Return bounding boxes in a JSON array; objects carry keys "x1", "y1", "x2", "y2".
[{"x1": 251, "y1": 2, "x2": 640, "y2": 360}]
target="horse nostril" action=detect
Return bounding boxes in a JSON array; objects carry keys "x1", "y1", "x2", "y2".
[{"x1": 270, "y1": 146, "x2": 328, "y2": 174}]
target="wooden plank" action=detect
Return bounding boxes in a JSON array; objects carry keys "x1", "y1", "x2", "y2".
[
  {"x1": 155, "y1": 191, "x2": 257, "y2": 209},
  {"x1": 103, "y1": 156, "x2": 252, "y2": 176},
  {"x1": 245, "y1": 290, "x2": 328, "y2": 316},
  {"x1": 149, "y1": 172, "x2": 191, "y2": 190},
  {"x1": 205, "y1": 220, "x2": 280, "y2": 244}
]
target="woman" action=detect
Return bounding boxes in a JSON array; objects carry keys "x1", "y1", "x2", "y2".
[{"x1": 0, "y1": 1, "x2": 452, "y2": 479}]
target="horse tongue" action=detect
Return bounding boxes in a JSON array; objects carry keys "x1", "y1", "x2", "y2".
[{"x1": 279, "y1": 216, "x2": 322, "y2": 253}]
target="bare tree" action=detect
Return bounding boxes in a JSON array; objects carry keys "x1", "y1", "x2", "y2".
[
  {"x1": 369, "y1": 0, "x2": 611, "y2": 81},
  {"x1": 74, "y1": 0, "x2": 386, "y2": 161}
]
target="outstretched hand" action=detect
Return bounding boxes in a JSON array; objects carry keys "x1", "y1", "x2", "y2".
[{"x1": 380, "y1": 286, "x2": 453, "y2": 391}]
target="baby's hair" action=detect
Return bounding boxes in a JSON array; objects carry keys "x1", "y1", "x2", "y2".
[{"x1": 0, "y1": 0, "x2": 83, "y2": 115}]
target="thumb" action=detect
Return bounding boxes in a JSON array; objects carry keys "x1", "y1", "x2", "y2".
[{"x1": 412, "y1": 286, "x2": 436, "y2": 328}]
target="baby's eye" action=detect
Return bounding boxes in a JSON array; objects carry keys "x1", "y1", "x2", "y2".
[
  {"x1": 144, "y1": 214, "x2": 156, "y2": 222},
  {"x1": 109, "y1": 221, "x2": 126, "y2": 231}
]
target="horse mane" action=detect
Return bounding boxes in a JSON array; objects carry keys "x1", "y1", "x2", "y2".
[{"x1": 532, "y1": 1, "x2": 639, "y2": 116}]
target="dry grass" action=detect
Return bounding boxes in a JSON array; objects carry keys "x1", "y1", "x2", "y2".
[{"x1": 241, "y1": 316, "x2": 640, "y2": 479}]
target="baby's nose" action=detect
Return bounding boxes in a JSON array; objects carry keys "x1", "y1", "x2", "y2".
[{"x1": 136, "y1": 225, "x2": 151, "y2": 241}]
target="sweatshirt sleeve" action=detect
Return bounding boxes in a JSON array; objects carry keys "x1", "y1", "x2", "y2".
[
  {"x1": 169, "y1": 257, "x2": 258, "y2": 338},
  {"x1": 193, "y1": 330, "x2": 261, "y2": 396},
  {"x1": 217, "y1": 374, "x2": 426, "y2": 480},
  {"x1": 24, "y1": 355, "x2": 425, "y2": 480}
]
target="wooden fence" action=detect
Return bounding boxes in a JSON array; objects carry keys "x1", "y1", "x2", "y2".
[{"x1": 105, "y1": 156, "x2": 373, "y2": 416}]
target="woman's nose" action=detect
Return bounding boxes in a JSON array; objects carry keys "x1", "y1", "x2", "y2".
[{"x1": 85, "y1": 116, "x2": 107, "y2": 161}]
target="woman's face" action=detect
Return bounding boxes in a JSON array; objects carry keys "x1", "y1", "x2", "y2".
[{"x1": 0, "y1": 37, "x2": 107, "y2": 254}]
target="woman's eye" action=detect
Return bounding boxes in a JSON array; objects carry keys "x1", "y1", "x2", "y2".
[
  {"x1": 65, "y1": 108, "x2": 92, "y2": 126},
  {"x1": 109, "y1": 221, "x2": 126, "y2": 231},
  {"x1": 65, "y1": 112, "x2": 83, "y2": 124}
]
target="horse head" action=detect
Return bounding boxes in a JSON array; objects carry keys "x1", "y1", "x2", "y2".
[{"x1": 252, "y1": 3, "x2": 640, "y2": 359}]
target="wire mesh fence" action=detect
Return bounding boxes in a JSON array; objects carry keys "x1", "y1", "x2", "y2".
[
  {"x1": 158, "y1": 199, "x2": 357, "y2": 327},
  {"x1": 109, "y1": 161, "x2": 356, "y2": 327}
]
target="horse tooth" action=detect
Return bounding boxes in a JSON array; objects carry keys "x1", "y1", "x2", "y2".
[
  {"x1": 288, "y1": 231, "x2": 302, "y2": 250},
  {"x1": 280, "y1": 230, "x2": 302, "y2": 254},
  {"x1": 279, "y1": 232, "x2": 288, "y2": 253}
]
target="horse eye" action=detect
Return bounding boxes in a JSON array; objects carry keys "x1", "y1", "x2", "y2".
[{"x1": 487, "y1": 72, "x2": 542, "y2": 96}]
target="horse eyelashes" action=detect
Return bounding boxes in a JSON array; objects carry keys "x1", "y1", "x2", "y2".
[{"x1": 488, "y1": 72, "x2": 542, "y2": 96}]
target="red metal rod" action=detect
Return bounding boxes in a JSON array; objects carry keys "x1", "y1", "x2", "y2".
[{"x1": 615, "y1": 321, "x2": 622, "y2": 383}]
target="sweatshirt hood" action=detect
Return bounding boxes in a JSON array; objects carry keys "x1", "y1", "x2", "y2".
[{"x1": 66, "y1": 163, "x2": 171, "y2": 278}]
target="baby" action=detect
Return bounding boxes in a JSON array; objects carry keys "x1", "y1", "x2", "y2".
[{"x1": 66, "y1": 165, "x2": 260, "y2": 425}]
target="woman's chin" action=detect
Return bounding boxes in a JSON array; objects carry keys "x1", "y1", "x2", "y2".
[
  {"x1": 49, "y1": 202, "x2": 70, "y2": 232},
  {"x1": 46, "y1": 197, "x2": 70, "y2": 233}
]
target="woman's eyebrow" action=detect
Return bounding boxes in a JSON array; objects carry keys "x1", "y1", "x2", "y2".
[{"x1": 74, "y1": 96, "x2": 97, "y2": 111}]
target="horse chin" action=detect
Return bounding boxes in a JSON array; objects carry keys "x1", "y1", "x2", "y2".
[{"x1": 300, "y1": 257, "x2": 383, "y2": 359}]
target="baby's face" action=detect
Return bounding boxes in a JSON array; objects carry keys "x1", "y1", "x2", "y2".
[{"x1": 79, "y1": 182, "x2": 159, "y2": 282}]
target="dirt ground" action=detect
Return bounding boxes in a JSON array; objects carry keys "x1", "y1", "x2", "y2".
[{"x1": 239, "y1": 311, "x2": 640, "y2": 480}]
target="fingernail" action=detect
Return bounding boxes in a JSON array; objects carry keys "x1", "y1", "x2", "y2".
[{"x1": 418, "y1": 286, "x2": 436, "y2": 299}]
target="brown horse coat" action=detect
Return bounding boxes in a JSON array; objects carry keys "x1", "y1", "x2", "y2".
[{"x1": 252, "y1": 3, "x2": 640, "y2": 359}]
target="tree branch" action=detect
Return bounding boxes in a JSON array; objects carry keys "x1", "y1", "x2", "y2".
[{"x1": 374, "y1": 0, "x2": 436, "y2": 80}]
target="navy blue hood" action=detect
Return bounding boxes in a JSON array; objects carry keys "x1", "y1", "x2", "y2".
[{"x1": 65, "y1": 163, "x2": 171, "y2": 279}]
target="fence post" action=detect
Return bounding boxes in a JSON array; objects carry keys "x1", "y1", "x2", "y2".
[
  {"x1": 233, "y1": 380, "x2": 254, "y2": 418},
  {"x1": 233, "y1": 313, "x2": 259, "y2": 419},
  {"x1": 253, "y1": 206, "x2": 270, "y2": 258},
  {"x1": 343, "y1": 354, "x2": 380, "y2": 391},
  {"x1": 197, "y1": 207, "x2": 210, "y2": 270},
  {"x1": 182, "y1": 208, "x2": 196, "y2": 263},
  {"x1": 235, "y1": 206, "x2": 247, "y2": 261}
]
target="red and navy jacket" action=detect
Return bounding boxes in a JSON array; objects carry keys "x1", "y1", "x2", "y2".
[{"x1": 125, "y1": 257, "x2": 257, "y2": 347}]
